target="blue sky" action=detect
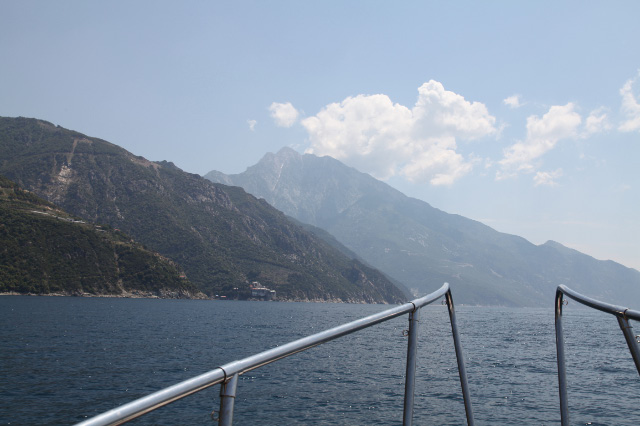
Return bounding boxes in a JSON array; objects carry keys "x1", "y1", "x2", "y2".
[{"x1": 1, "y1": 1, "x2": 639, "y2": 270}]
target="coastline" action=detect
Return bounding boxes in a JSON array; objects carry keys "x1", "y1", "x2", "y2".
[
  {"x1": 0, "y1": 292, "x2": 394, "y2": 304},
  {"x1": 0, "y1": 290, "x2": 208, "y2": 300}
]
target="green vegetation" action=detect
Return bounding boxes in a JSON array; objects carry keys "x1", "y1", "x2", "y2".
[
  {"x1": 0, "y1": 117, "x2": 406, "y2": 303},
  {"x1": 0, "y1": 174, "x2": 200, "y2": 297}
]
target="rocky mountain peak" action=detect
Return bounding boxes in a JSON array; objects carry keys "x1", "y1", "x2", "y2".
[{"x1": 204, "y1": 146, "x2": 640, "y2": 306}]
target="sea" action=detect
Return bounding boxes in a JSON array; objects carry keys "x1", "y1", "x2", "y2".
[{"x1": 1, "y1": 296, "x2": 639, "y2": 426}]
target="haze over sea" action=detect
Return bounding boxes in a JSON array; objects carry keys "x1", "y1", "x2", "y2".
[{"x1": 2, "y1": 296, "x2": 639, "y2": 425}]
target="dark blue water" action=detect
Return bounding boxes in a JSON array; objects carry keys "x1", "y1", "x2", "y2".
[{"x1": 1, "y1": 296, "x2": 639, "y2": 425}]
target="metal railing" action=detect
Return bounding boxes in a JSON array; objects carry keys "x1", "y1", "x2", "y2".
[
  {"x1": 76, "y1": 282, "x2": 474, "y2": 426},
  {"x1": 555, "y1": 284, "x2": 640, "y2": 426}
]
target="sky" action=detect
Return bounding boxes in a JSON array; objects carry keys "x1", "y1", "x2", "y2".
[{"x1": 1, "y1": 1, "x2": 639, "y2": 271}]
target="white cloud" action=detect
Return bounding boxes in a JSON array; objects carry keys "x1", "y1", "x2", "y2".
[
  {"x1": 619, "y1": 72, "x2": 640, "y2": 132},
  {"x1": 582, "y1": 108, "x2": 611, "y2": 137},
  {"x1": 412, "y1": 81, "x2": 497, "y2": 139},
  {"x1": 247, "y1": 119, "x2": 257, "y2": 131},
  {"x1": 534, "y1": 168, "x2": 563, "y2": 187},
  {"x1": 402, "y1": 137, "x2": 477, "y2": 185},
  {"x1": 302, "y1": 80, "x2": 497, "y2": 185},
  {"x1": 503, "y1": 94, "x2": 522, "y2": 109},
  {"x1": 498, "y1": 103, "x2": 581, "y2": 178},
  {"x1": 269, "y1": 102, "x2": 299, "y2": 128}
]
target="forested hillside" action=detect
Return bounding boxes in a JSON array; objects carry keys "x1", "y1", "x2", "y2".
[
  {"x1": 0, "y1": 117, "x2": 406, "y2": 303},
  {"x1": 0, "y1": 175, "x2": 201, "y2": 297}
]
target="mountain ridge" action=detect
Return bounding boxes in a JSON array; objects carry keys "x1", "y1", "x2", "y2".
[
  {"x1": 205, "y1": 147, "x2": 640, "y2": 307},
  {"x1": 0, "y1": 117, "x2": 406, "y2": 303}
]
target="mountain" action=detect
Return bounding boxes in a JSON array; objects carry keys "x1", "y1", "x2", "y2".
[
  {"x1": 205, "y1": 147, "x2": 640, "y2": 307},
  {"x1": 287, "y1": 215, "x2": 411, "y2": 296},
  {"x1": 0, "y1": 174, "x2": 201, "y2": 297},
  {"x1": 0, "y1": 117, "x2": 406, "y2": 303}
]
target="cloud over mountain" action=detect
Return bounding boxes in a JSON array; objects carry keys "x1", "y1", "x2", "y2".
[
  {"x1": 269, "y1": 73, "x2": 635, "y2": 189},
  {"x1": 301, "y1": 80, "x2": 496, "y2": 186},
  {"x1": 498, "y1": 103, "x2": 581, "y2": 179},
  {"x1": 269, "y1": 102, "x2": 299, "y2": 128}
]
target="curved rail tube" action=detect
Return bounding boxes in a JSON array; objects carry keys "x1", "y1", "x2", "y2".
[
  {"x1": 555, "y1": 285, "x2": 640, "y2": 426},
  {"x1": 76, "y1": 283, "x2": 474, "y2": 426}
]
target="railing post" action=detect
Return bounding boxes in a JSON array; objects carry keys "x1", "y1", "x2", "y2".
[
  {"x1": 218, "y1": 373, "x2": 239, "y2": 426},
  {"x1": 445, "y1": 290, "x2": 475, "y2": 426},
  {"x1": 555, "y1": 290, "x2": 570, "y2": 426},
  {"x1": 74, "y1": 284, "x2": 459, "y2": 426},
  {"x1": 616, "y1": 315, "x2": 640, "y2": 375},
  {"x1": 403, "y1": 305, "x2": 420, "y2": 426}
]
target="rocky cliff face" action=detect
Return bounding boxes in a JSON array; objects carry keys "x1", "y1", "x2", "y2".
[
  {"x1": 0, "y1": 117, "x2": 406, "y2": 303},
  {"x1": 207, "y1": 147, "x2": 384, "y2": 227},
  {"x1": 205, "y1": 147, "x2": 640, "y2": 307}
]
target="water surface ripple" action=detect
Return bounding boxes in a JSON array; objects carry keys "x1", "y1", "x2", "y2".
[{"x1": 1, "y1": 296, "x2": 639, "y2": 425}]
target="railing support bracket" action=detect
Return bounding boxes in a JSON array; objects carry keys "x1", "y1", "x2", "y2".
[{"x1": 218, "y1": 373, "x2": 239, "y2": 426}]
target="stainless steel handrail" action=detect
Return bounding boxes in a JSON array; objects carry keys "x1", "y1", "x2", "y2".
[
  {"x1": 76, "y1": 283, "x2": 474, "y2": 426},
  {"x1": 555, "y1": 284, "x2": 640, "y2": 426}
]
